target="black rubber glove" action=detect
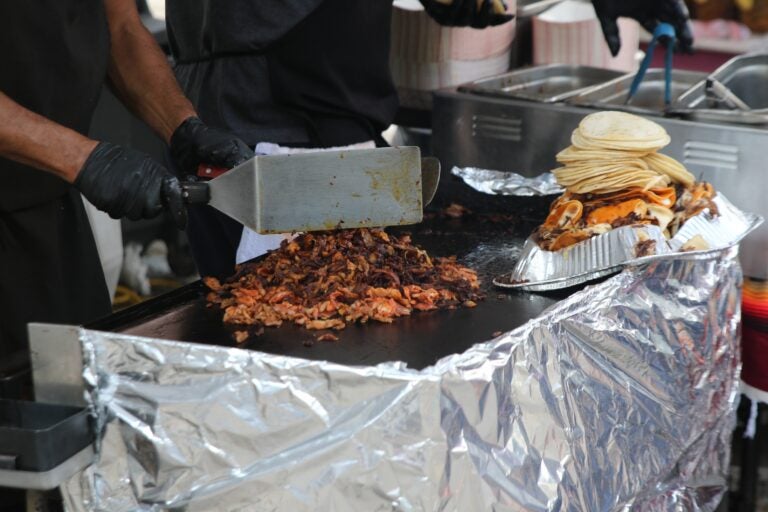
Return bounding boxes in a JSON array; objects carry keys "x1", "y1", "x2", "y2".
[
  {"x1": 74, "y1": 142, "x2": 187, "y2": 229},
  {"x1": 419, "y1": 0, "x2": 514, "y2": 28},
  {"x1": 169, "y1": 116, "x2": 253, "y2": 176},
  {"x1": 592, "y1": 0, "x2": 693, "y2": 57}
]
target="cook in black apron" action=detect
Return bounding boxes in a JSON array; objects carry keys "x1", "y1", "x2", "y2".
[
  {"x1": 0, "y1": 1, "x2": 112, "y2": 361},
  {"x1": 0, "y1": 5, "x2": 110, "y2": 510},
  {"x1": 166, "y1": 0, "x2": 399, "y2": 277}
]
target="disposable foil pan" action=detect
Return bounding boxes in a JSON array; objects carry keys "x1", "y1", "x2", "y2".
[{"x1": 494, "y1": 193, "x2": 763, "y2": 291}]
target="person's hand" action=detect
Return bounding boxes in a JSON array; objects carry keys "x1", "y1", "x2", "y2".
[
  {"x1": 592, "y1": 0, "x2": 693, "y2": 57},
  {"x1": 74, "y1": 142, "x2": 187, "y2": 228},
  {"x1": 419, "y1": 0, "x2": 514, "y2": 28},
  {"x1": 169, "y1": 117, "x2": 253, "y2": 176}
]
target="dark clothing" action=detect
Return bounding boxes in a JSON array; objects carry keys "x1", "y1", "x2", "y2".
[
  {"x1": 167, "y1": 0, "x2": 399, "y2": 275},
  {"x1": 167, "y1": 0, "x2": 398, "y2": 148},
  {"x1": 0, "y1": 1, "x2": 110, "y2": 212},
  {"x1": 0, "y1": 192, "x2": 112, "y2": 358},
  {"x1": 185, "y1": 205, "x2": 244, "y2": 278},
  {"x1": 0, "y1": 0, "x2": 112, "y2": 357}
]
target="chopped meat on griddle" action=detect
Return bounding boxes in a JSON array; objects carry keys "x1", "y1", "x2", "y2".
[{"x1": 204, "y1": 228, "x2": 483, "y2": 343}]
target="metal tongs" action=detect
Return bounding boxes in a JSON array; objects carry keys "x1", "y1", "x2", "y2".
[
  {"x1": 626, "y1": 23, "x2": 676, "y2": 106},
  {"x1": 704, "y1": 77, "x2": 750, "y2": 110}
]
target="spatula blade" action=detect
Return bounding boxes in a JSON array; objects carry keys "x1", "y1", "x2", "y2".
[{"x1": 207, "y1": 147, "x2": 424, "y2": 233}]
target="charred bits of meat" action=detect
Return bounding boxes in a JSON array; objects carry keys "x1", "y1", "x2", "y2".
[{"x1": 204, "y1": 228, "x2": 483, "y2": 341}]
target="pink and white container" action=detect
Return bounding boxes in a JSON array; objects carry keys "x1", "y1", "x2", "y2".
[{"x1": 533, "y1": 0, "x2": 639, "y2": 72}]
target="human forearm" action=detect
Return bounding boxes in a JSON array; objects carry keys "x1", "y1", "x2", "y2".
[
  {"x1": 104, "y1": 0, "x2": 196, "y2": 144},
  {"x1": 0, "y1": 91, "x2": 97, "y2": 182}
]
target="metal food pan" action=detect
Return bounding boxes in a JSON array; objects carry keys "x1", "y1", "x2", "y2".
[
  {"x1": 458, "y1": 64, "x2": 625, "y2": 103},
  {"x1": 670, "y1": 53, "x2": 768, "y2": 124},
  {"x1": 568, "y1": 69, "x2": 705, "y2": 114}
]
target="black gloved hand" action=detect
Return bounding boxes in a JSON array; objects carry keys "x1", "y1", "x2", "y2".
[
  {"x1": 419, "y1": 0, "x2": 514, "y2": 28},
  {"x1": 74, "y1": 142, "x2": 187, "y2": 229},
  {"x1": 592, "y1": 0, "x2": 693, "y2": 57},
  {"x1": 169, "y1": 116, "x2": 253, "y2": 176}
]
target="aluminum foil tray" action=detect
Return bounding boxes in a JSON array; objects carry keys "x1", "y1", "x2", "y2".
[
  {"x1": 457, "y1": 64, "x2": 624, "y2": 103},
  {"x1": 494, "y1": 193, "x2": 763, "y2": 291}
]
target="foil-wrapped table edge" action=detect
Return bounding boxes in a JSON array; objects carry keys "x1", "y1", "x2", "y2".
[{"x1": 45, "y1": 245, "x2": 744, "y2": 512}]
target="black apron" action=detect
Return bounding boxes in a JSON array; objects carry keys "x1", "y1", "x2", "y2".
[
  {"x1": 167, "y1": 0, "x2": 398, "y2": 277},
  {"x1": 167, "y1": 0, "x2": 398, "y2": 148},
  {"x1": 0, "y1": 1, "x2": 112, "y2": 358}
]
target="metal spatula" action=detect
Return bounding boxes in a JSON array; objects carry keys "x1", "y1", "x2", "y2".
[{"x1": 181, "y1": 146, "x2": 439, "y2": 234}]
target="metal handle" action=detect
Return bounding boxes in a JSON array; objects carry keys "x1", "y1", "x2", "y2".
[
  {"x1": 181, "y1": 181, "x2": 210, "y2": 205},
  {"x1": 197, "y1": 163, "x2": 229, "y2": 179},
  {"x1": 705, "y1": 78, "x2": 751, "y2": 111}
]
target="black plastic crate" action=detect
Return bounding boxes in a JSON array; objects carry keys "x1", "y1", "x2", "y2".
[{"x1": 0, "y1": 400, "x2": 93, "y2": 472}]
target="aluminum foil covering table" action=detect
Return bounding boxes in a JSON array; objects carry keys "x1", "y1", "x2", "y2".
[{"x1": 62, "y1": 247, "x2": 742, "y2": 512}]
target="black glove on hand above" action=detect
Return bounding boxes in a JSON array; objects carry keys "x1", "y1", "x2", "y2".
[
  {"x1": 420, "y1": 0, "x2": 514, "y2": 28},
  {"x1": 592, "y1": 0, "x2": 693, "y2": 57},
  {"x1": 75, "y1": 142, "x2": 187, "y2": 228},
  {"x1": 170, "y1": 116, "x2": 253, "y2": 176}
]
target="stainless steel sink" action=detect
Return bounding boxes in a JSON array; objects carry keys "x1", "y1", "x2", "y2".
[
  {"x1": 567, "y1": 69, "x2": 705, "y2": 115},
  {"x1": 671, "y1": 53, "x2": 768, "y2": 124},
  {"x1": 458, "y1": 64, "x2": 625, "y2": 103}
]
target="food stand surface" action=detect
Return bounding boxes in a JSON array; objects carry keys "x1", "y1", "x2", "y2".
[
  {"x1": 89, "y1": 211, "x2": 568, "y2": 370},
  {"x1": 39, "y1": 190, "x2": 741, "y2": 511}
]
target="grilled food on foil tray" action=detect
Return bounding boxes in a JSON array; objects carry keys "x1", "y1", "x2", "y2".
[
  {"x1": 534, "y1": 111, "x2": 718, "y2": 251},
  {"x1": 205, "y1": 228, "x2": 483, "y2": 343}
]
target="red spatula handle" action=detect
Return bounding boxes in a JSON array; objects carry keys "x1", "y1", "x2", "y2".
[{"x1": 197, "y1": 163, "x2": 228, "y2": 179}]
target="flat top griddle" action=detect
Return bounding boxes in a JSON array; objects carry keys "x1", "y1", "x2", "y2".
[{"x1": 89, "y1": 212, "x2": 573, "y2": 370}]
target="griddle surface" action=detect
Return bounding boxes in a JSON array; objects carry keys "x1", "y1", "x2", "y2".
[{"x1": 90, "y1": 216, "x2": 570, "y2": 370}]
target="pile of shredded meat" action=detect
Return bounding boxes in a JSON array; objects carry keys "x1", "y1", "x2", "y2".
[{"x1": 204, "y1": 228, "x2": 483, "y2": 342}]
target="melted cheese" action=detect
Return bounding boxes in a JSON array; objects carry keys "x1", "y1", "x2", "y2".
[{"x1": 586, "y1": 199, "x2": 647, "y2": 226}]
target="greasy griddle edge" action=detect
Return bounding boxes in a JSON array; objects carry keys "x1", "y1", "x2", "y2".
[{"x1": 87, "y1": 226, "x2": 569, "y2": 370}]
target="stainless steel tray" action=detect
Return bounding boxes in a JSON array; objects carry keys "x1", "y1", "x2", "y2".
[
  {"x1": 567, "y1": 69, "x2": 705, "y2": 115},
  {"x1": 670, "y1": 53, "x2": 768, "y2": 124},
  {"x1": 458, "y1": 64, "x2": 625, "y2": 103}
]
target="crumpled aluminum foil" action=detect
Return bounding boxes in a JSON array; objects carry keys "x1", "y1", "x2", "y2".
[
  {"x1": 62, "y1": 249, "x2": 742, "y2": 512},
  {"x1": 451, "y1": 166, "x2": 564, "y2": 197}
]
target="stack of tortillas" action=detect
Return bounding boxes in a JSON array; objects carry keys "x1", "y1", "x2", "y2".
[{"x1": 553, "y1": 111, "x2": 695, "y2": 194}]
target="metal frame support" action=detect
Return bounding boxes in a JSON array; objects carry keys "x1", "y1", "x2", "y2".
[{"x1": 28, "y1": 324, "x2": 87, "y2": 407}]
